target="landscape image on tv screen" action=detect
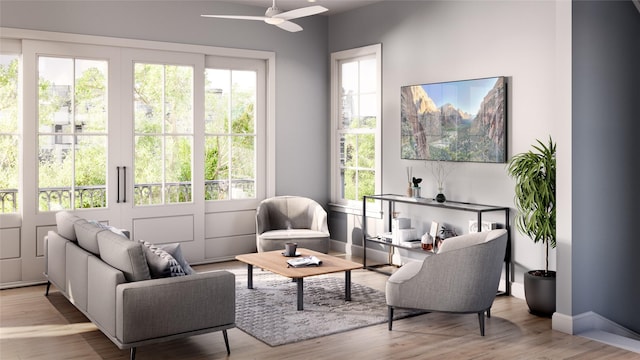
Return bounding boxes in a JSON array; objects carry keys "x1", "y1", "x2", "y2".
[{"x1": 401, "y1": 76, "x2": 506, "y2": 163}]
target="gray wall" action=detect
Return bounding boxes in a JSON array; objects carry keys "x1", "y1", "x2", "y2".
[
  {"x1": 0, "y1": 0, "x2": 330, "y2": 204},
  {"x1": 329, "y1": 0, "x2": 562, "y2": 289},
  {"x1": 572, "y1": 0, "x2": 640, "y2": 333}
]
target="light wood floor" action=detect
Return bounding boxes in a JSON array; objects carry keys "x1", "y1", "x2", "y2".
[{"x1": 1, "y1": 254, "x2": 639, "y2": 360}]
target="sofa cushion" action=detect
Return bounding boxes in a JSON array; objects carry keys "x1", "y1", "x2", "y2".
[
  {"x1": 139, "y1": 240, "x2": 187, "y2": 278},
  {"x1": 75, "y1": 221, "x2": 107, "y2": 255},
  {"x1": 97, "y1": 231, "x2": 151, "y2": 282},
  {"x1": 56, "y1": 211, "x2": 86, "y2": 241},
  {"x1": 160, "y1": 243, "x2": 195, "y2": 275}
]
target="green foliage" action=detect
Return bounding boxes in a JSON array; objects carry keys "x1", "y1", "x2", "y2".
[{"x1": 507, "y1": 137, "x2": 556, "y2": 272}]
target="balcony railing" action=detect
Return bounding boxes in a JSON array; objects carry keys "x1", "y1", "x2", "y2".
[{"x1": 0, "y1": 180, "x2": 256, "y2": 213}]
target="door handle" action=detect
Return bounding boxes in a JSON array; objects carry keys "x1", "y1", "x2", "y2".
[
  {"x1": 123, "y1": 166, "x2": 127, "y2": 203},
  {"x1": 116, "y1": 166, "x2": 121, "y2": 203}
]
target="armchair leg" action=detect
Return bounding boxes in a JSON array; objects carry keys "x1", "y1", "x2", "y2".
[
  {"x1": 45, "y1": 281, "x2": 51, "y2": 296},
  {"x1": 130, "y1": 347, "x2": 136, "y2": 360},
  {"x1": 388, "y1": 306, "x2": 394, "y2": 331},
  {"x1": 487, "y1": 308, "x2": 491, "y2": 318},
  {"x1": 477, "y1": 312, "x2": 485, "y2": 336},
  {"x1": 223, "y1": 329, "x2": 230, "y2": 355}
]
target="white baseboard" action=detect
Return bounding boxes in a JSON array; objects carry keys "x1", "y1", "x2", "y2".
[
  {"x1": 510, "y1": 281, "x2": 525, "y2": 300},
  {"x1": 553, "y1": 311, "x2": 640, "y2": 354}
]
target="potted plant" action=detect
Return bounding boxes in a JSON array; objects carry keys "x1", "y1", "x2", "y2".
[{"x1": 507, "y1": 137, "x2": 556, "y2": 317}]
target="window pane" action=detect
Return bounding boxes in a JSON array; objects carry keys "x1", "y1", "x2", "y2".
[
  {"x1": 0, "y1": 55, "x2": 19, "y2": 133},
  {"x1": 39, "y1": 57, "x2": 73, "y2": 132},
  {"x1": 342, "y1": 168, "x2": 356, "y2": 201},
  {"x1": 75, "y1": 135, "x2": 107, "y2": 209},
  {"x1": 165, "y1": 65, "x2": 193, "y2": 134},
  {"x1": 359, "y1": 58, "x2": 376, "y2": 93},
  {"x1": 0, "y1": 54, "x2": 19, "y2": 213},
  {"x1": 165, "y1": 136, "x2": 192, "y2": 203},
  {"x1": 205, "y1": 69, "x2": 230, "y2": 134},
  {"x1": 341, "y1": 61, "x2": 358, "y2": 94},
  {"x1": 357, "y1": 169, "x2": 375, "y2": 200},
  {"x1": 342, "y1": 134, "x2": 356, "y2": 167},
  {"x1": 205, "y1": 136, "x2": 229, "y2": 200},
  {"x1": 39, "y1": 135, "x2": 72, "y2": 211},
  {"x1": 231, "y1": 70, "x2": 255, "y2": 134},
  {"x1": 134, "y1": 135, "x2": 162, "y2": 205},
  {"x1": 357, "y1": 133, "x2": 375, "y2": 168},
  {"x1": 134, "y1": 63, "x2": 163, "y2": 133},
  {"x1": 0, "y1": 135, "x2": 19, "y2": 213},
  {"x1": 340, "y1": 94, "x2": 358, "y2": 129},
  {"x1": 231, "y1": 135, "x2": 255, "y2": 199},
  {"x1": 75, "y1": 59, "x2": 108, "y2": 132}
]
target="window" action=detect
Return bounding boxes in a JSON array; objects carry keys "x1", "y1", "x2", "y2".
[
  {"x1": 37, "y1": 56, "x2": 109, "y2": 211},
  {"x1": 0, "y1": 45, "x2": 20, "y2": 213},
  {"x1": 331, "y1": 44, "x2": 382, "y2": 207}
]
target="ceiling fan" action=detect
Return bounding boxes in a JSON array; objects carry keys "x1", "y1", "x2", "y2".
[{"x1": 201, "y1": 0, "x2": 328, "y2": 33}]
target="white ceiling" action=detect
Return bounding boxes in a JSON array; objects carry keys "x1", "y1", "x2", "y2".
[{"x1": 224, "y1": 0, "x2": 385, "y2": 15}]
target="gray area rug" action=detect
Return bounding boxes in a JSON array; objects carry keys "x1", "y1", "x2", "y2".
[{"x1": 235, "y1": 271, "x2": 424, "y2": 346}]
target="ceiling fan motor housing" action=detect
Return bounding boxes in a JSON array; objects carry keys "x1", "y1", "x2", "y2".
[{"x1": 265, "y1": 7, "x2": 282, "y2": 17}]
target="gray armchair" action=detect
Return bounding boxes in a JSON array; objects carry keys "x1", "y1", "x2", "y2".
[
  {"x1": 256, "y1": 196, "x2": 330, "y2": 253},
  {"x1": 386, "y1": 229, "x2": 508, "y2": 336}
]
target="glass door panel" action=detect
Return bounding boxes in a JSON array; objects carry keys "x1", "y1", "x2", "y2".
[
  {"x1": 204, "y1": 68, "x2": 256, "y2": 201},
  {"x1": 133, "y1": 63, "x2": 194, "y2": 206},
  {"x1": 37, "y1": 56, "x2": 108, "y2": 211}
]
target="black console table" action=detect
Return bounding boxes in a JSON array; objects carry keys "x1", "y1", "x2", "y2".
[{"x1": 362, "y1": 194, "x2": 511, "y2": 296}]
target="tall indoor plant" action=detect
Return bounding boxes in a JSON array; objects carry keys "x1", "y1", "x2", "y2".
[{"x1": 507, "y1": 137, "x2": 556, "y2": 316}]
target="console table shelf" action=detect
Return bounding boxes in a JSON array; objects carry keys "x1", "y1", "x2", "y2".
[{"x1": 362, "y1": 194, "x2": 511, "y2": 296}]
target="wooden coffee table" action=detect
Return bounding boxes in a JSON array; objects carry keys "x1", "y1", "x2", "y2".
[{"x1": 235, "y1": 248, "x2": 363, "y2": 310}]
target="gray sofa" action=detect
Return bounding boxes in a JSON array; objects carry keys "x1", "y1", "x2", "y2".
[
  {"x1": 256, "y1": 196, "x2": 330, "y2": 253},
  {"x1": 45, "y1": 211, "x2": 235, "y2": 359}
]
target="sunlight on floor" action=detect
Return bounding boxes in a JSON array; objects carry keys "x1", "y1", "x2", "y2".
[{"x1": 0, "y1": 322, "x2": 97, "y2": 339}]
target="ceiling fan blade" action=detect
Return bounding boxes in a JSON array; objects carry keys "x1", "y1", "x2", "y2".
[
  {"x1": 274, "y1": 5, "x2": 328, "y2": 21},
  {"x1": 276, "y1": 20, "x2": 303, "y2": 32},
  {"x1": 201, "y1": 14, "x2": 268, "y2": 21}
]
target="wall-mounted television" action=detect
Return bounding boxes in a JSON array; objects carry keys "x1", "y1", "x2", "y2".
[{"x1": 401, "y1": 76, "x2": 507, "y2": 163}]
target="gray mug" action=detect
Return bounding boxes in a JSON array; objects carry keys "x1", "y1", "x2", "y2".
[{"x1": 285, "y1": 242, "x2": 297, "y2": 256}]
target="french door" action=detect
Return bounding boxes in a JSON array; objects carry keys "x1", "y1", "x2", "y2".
[{"x1": 4, "y1": 37, "x2": 270, "y2": 286}]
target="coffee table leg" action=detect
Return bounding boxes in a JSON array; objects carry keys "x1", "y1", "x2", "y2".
[
  {"x1": 345, "y1": 270, "x2": 352, "y2": 301},
  {"x1": 247, "y1": 264, "x2": 253, "y2": 289},
  {"x1": 297, "y1": 278, "x2": 304, "y2": 311}
]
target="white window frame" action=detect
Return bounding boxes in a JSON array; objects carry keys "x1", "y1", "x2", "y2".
[{"x1": 330, "y1": 44, "x2": 382, "y2": 210}]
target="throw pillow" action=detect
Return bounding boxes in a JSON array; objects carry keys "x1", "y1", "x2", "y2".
[
  {"x1": 139, "y1": 240, "x2": 187, "y2": 278},
  {"x1": 160, "y1": 243, "x2": 195, "y2": 275},
  {"x1": 87, "y1": 220, "x2": 128, "y2": 238}
]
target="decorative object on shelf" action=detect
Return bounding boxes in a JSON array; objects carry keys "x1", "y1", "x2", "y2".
[
  {"x1": 400, "y1": 76, "x2": 507, "y2": 163},
  {"x1": 439, "y1": 225, "x2": 458, "y2": 239},
  {"x1": 412, "y1": 177, "x2": 422, "y2": 198},
  {"x1": 406, "y1": 167, "x2": 413, "y2": 197},
  {"x1": 430, "y1": 161, "x2": 454, "y2": 202},
  {"x1": 507, "y1": 136, "x2": 556, "y2": 317},
  {"x1": 420, "y1": 232, "x2": 433, "y2": 251},
  {"x1": 469, "y1": 220, "x2": 497, "y2": 232}
]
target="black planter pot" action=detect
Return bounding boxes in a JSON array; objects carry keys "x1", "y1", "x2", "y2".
[{"x1": 524, "y1": 270, "x2": 556, "y2": 317}]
